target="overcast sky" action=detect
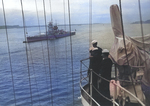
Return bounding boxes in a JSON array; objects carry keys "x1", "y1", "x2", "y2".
[{"x1": 0, "y1": 0, "x2": 150, "y2": 26}]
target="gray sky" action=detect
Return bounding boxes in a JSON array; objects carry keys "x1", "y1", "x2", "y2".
[{"x1": 0, "y1": 0, "x2": 150, "y2": 26}]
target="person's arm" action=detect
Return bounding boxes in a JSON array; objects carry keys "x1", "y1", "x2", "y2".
[{"x1": 89, "y1": 50, "x2": 93, "y2": 58}]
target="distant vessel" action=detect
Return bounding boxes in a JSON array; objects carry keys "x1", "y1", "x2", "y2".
[{"x1": 23, "y1": 22, "x2": 76, "y2": 43}]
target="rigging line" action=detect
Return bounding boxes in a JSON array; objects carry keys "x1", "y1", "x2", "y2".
[
  {"x1": 43, "y1": 0, "x2": 54, "y2": 105},
  {"x1": 119, "y1": 0, "x2": 138, "y2": 97},
  {"x1": 48, "y1": 0, "x2": 58, "y2": 95},
  {"x1": 92, "y1": 70, "x2": 142, "y2": 106},
  {"x1": 67, "y1": 0, "x2": 75, "y2": 105},
  {"x1": 111, "y1": 81, "x2": 145, "y2": 106},
  {"x1": 35, "y1": 0, "x2": 41, "y2": 34},
  {"x1": 25, "y1": 23, "x2": 43, "y2": 105},
  {"x1": 48, "y1": 0, "x2": 59, "y2": 101},
  {"x1": 2, "y1": 0, "x2": 16, "y2": 105},
  {"x1": 48, "y1": 1, "x2": 60, "y2": 104},
  {"x1": 53, "y1": 41, "x2": 59, "y2": 92},
  {"x1": 49, "y1": 0, "x2": 53, "y2": 22},
  {"x1": 118, "y1": 0, "x2": 129, "y2": 65},
  {"x1": 92, "y1": 70, "x2": 145, "y2": 106},
  {"x1": 20, "y1": 0, "x2": 33, "y2": 105},
  {"x1": 63, "y1": 0, "x2": 66, "y2": 30},
  {"x1": 137, "y1": 0, "x2": 149, "y2": 102},
  {"x1": 63, "y1": 0, "x2": 69, "y2": 104},
  {"x1": 34, "y1": 0, "x2": 51, "y2": 102},
  {"x1": 65, "y1": 40, "x2": 69, "y2": 105},
  {"x1": 89, "y1": 0, "x2": 92, "y2": 48},
  {"x1": 24, "y1": 2, "x2": 42, "y2": 104},
  {"x1": 27, "y1": 43, "x2": 41, "y2": 105},
  {"x1": 138, "y1": 1, "x2": 145, "y2": 48},
  {"x1": 138, "y1": 0, "x2": 148, "y2": 75}
]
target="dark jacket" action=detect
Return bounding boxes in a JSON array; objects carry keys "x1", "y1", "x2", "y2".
[
  {"x1": 99, "y1": 57, "x2": 112, "y2": 90},
  {"x1": 89, "y1": 47, "x2": 102, "y2": 73}
]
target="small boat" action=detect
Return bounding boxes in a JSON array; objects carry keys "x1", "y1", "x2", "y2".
[{"x1": 23, "y1": 22, "x2": 76, "y2": 43}]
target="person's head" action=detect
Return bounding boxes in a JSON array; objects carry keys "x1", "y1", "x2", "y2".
[
  {"x1": 91, "y1": 40, "x2": 97, "y2": 47},
  {"x1": 102, "y1": 49, "x2": 109, "y2": 58}
]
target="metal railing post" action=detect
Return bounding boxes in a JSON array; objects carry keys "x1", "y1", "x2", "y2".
[{"x1": 90, "y1": 69, "x2": 93, "y2": 106}]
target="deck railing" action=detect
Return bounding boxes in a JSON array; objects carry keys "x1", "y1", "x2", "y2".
[
  {"x1": 80, "y1": 58, "x2": 119, "y2": 106},
  {"x1": 80, "y1": 58, "x2": 145, "y2": 106}
]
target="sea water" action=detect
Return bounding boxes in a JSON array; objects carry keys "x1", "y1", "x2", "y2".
[{"x1": 0, "y1": 23, "x2": 150, "y2": 106}]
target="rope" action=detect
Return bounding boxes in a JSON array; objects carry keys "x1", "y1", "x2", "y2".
[
  {"x1": 42, "y1": 0, "x2": 54, "y2": 105},
  {"x1": 48, "y1": 0, "x2": 59, "y2": 103},
  {"x1": 138, "y1": 0, "x2": 148, "y2": 80},
  {"x1": 63, "y1": 0, "x2": 69, "y2": 104},
  {"x1": 49, "y1": 0, "x2": 53, "y2": 22},
  {"x1": 23, "y1": 2, "x2": 44, "y2": 104},
  {"x1": 27, "y1": 44, "x2": 41, "y2": 105},
  {"x1": 35, "y1": 0, "x2": 41, "y2": 34},
  {"x1": 111, "y1": 81, "x2": 145, "y2": 106},
  {"x1": 119, "y1": 0, "x2": 138, "y2": 97},
  {"x1": 118, "y1": 0, "x2": 129, "y2": 69},
  {"x1": 90, "y1": 69, "x2": 145, "y2": 106},
  {"x1": 53, "y1": 41, "x2": 59, "y2": 95},
  {"x1": 81, "y1": 61, "x2": 89, "y2": 69},
  {"x1": 137, "y1": 1, "x2": 149, "y2": 103},
  {"x1": 67, "y1": 0, "x2": 75, "y2": 105},
  {"x1": 80, "y1": 76, "x2": 119, "y2": 106},
  {"x1": 80, "y1": 57, "x2": 144, "y2": 106},
  {"x1": 92, "y1": 85, "x2": 119, "y2": 106},
  {"x1": 2, "y1": 0, "x2": 16, "y2": 105},
  {"x1": 80, "y1": 78, "x2": 101, "y2": 106},
  {"x1": 63, "y1": 0, "x2": 66, "y2": 30},
  {"x1": 48, "y1": 0, "x2": 60, "y2": 104},
  {"x1": 20, "y1": 0, "x2": 33, "y2": 105},
  {"x1": 34, "y1": 0, "x2": 51, "y2": 102},
  {"x1": 138, "y1": 0, "x2": 145, "y2": 51}
]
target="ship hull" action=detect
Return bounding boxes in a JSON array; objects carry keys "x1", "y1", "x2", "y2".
[{"x1": 23, "y1": 31, "x2": 75, "y2": 43}]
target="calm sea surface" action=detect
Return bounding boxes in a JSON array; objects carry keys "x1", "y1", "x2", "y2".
[{"x1": 0, "y1": 24, "x2": 150, "y2": 106}]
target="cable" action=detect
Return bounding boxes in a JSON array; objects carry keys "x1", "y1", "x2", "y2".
[
  {"x1": 20, "y1": 0, "x2": 33, "y2": 105},
  {"x1": 63, "y1": 0, "x2": 66, "y2": 30},
  {"x1": 111, "y1": 81, "x2": 145, "y2": 106},
  {"x1": 63, "y1": 0, "x2": 69, "y2": 104},
  {"x1": 138, "y1": 0, "x2": 148, "y2": 80},
  {"x1": 2, "y1": 0, "x2": 17, "y2": 105},
  {"x1": 23, "y1": 2, "x2": 42, "y2": 104},
  {"x1": 67, "y1": 0, "x2": 75, "y2": 105},
  {"x1": 49, "y1": 0, "x2": 53, "y2": 22},
  {"x1": 48, "y1": 0, "x2": 60, "y2": 105},
  {"x1": 34, "y1": 0, "x2": 51, "y2": 103},
  {"x1": 119, "y1": 0, "x2": 138, "y2": 97},
  {"x1": 42, "y1": 0, "x2": 53, "y2": 105},
  {"x1": 27, "y1": 43, "x2": 41, "y2": 105}
]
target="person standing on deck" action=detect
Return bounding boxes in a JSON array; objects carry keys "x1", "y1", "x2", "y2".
[
  {"x1": 88, "y1": 40, "x2": 102, "y2": 103},
  {"x1": 99, "y1": 49, "x2": 112, "y2": 106}
]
